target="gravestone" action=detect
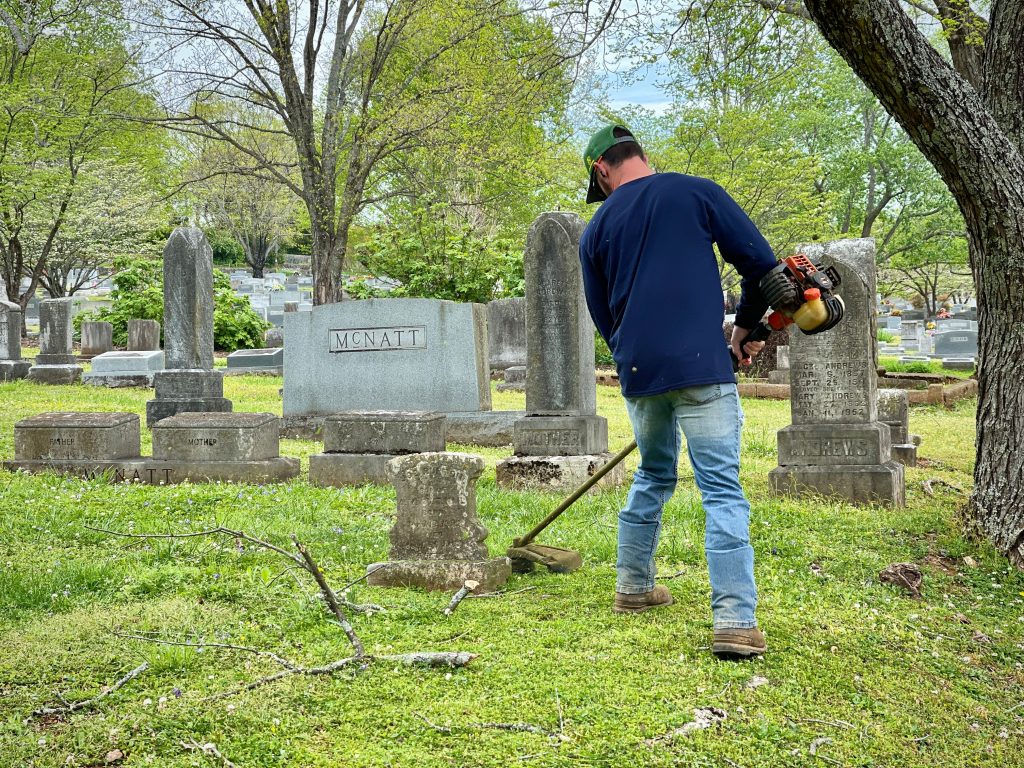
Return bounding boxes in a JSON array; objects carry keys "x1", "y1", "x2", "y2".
[
  {"x1": 0, "y1": 300, "x2": 30, "y2": 381},
  {"x1": 27, "y1": 298, "x2": 83, "y2": 384},
  {"x1": 146, "y1": 229, "x2": 232, "y2": 426},
  {"x1": 83, "y1": 350, "x2": 164, "y2": 387},
  {"x1": 942, "y1": 358, "x2": 976, "y2": 371},
  {"x1": 768, "y1": 346, "x2": 790, "y2": 385},
  {"x1": 284, "y1": 301, "x2": 299, "y2": 313},
  {"x1": 264, "y1": 328, "x2": 284, "y2": 348},
  {"x1": 225, "y1": 347, "x2": 283, "y2": 375},
  {"x1": 366, "y1": 452, "x2": 511, "y2": 591},
  {"x1": 487, "y1": 297, "x2": 526, "y2": 371},
  {"x1": 497, "y1": 213, "x2": 619, "y2": 490},
  {"x1": 933, "y1": 330, "x2": 978, "y2": 359},
  {"x1": 877, "y1": 388, "x2": 919, "y2": 465},
  {"x1": 769, "y1": 239, "x2": 904, "y2": 505},
  {"x1": 283, "y1": 298, "x2": 490, "y2": 417},
  {"x1": 497, "y1": 365, "x2": 526, "y2": 392},
  {"x1": 309, "y1": 411, "x2": 446, "y2": 486},
  {"x1": 5, "y1": 411, "x2": 298, "y2": 483},
  {"x1": 13, "y1": 412, "x2": 140, "y2": 461},
  {"x1": 128, "y1": 319, "x2": 161, "y2": 351},
  {"x1": 900, "y1": 320, "x2": 920, "y2": 351},
  {"x1": 80, "y1": 321, "x2": 113, "y2": 359}
]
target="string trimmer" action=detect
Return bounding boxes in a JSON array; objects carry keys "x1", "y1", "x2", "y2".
[{"x1": 507, "y1": 440, "x2": 637, "y2": 573}]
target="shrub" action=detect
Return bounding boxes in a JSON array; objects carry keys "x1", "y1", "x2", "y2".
[
  {"x1": 76, "y1": 255, "x2": 269, "y2": 352},
  {"x1": 595, "y1": 332, "x2": 614, "y2": 367},
  {"x1": 877, "y1": 329, "x2": 898, "y2": 344}
]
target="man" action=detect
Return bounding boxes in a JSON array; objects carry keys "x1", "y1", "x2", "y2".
[{"x1": 578, "y1": 124, "x2": 776, "y2": 658}]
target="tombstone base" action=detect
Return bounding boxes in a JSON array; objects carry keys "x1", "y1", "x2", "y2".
[
  {"x1": 2, "y1": 457, "x2": 299, "y2": 485},
  {"x1": 496, "y1": 381, "x2": 526, "y2": 393},
  {"x1": 366, "y1": 557, "x2": 512, "y2": 592},
  {"x1": 891, "y1": 444, "x2": 918, "y2": 466},
  {"x1": 0, "y1": 360, "x2": 31, "y2": 381},
  {"x1": 495, "y1": 454, "x2": 627, "y2": 491},
  {"x1": 767, "y1": 369, "x2": 790, "y2": 385},
  {"x1": 27, "y1": 364, "x2": 83, "y2": 385},
  {"x1": 223, "y1": 366, "x2": 283, "y2": 376},
  {"x1": 446, "y1": 410, "x2": 525, "y2": 447},
  {"x1": 83, "y1": 374, "x2": 155, "y2": 388},
  {"x1": 514, "y1": 414, "x2": 609, "y2": 456},
  {"x1": 309, "y1": 453, "x2": 395, "y2": 486},
  {"x1": 769, "y1": 462, "x2": 905, "y2": 506}
]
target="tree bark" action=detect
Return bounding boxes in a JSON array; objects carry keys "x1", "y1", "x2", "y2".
[{"x1": 801, "y1": 0, "x2": 1024, "y2": 565}]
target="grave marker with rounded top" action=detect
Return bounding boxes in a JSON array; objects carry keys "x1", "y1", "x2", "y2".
[
  {"x1": 769, "y1": 239, "x2": 905, "y2": 504},
  {"x1": 145, "y1": 228, "x2": 232, "y2": 426},
  {"x1": 0, "y1": 299, "x2": 30, "y2": 381}
]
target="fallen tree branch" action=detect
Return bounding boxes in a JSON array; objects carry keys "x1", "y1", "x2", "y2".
[
  {"x1": 414, "y1": 711, "x2": 550, "y2": 735},
  {"x1": 181, "y1": 739, "x2": 238, "y2": 768},
  {"x1": 31, "y1": 661, "x2": 149, "y2": 717},
  {"x1": 443, "y1": 580, "x2": 480, "y2": 615},
  {"x1": 466, "y1": 586, "x2": 537, "y2": 599},
  {"x1": 922, "y1": 478, "x2": 964, "y2": 496}
]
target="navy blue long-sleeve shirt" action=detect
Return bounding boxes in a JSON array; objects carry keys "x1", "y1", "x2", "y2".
[{"x1": 579, "y1": 172, "x2": 777, "y2": 397}]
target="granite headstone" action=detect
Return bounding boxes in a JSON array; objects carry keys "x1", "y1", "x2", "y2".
[
  {"x1": 128, "y1": 319, "x2": 161, "y2": 351},
  {"x1": 146, "y1": 229, "x2": 232, "y2": 426},
  {"x1": 487, "y1": 297, "x2": 526, "y2": 371},
  {"x1": 0, "y1": 299, "x2": 30, "y2": 381},
  {"x1": 80, "y1": 321, "x2": 113, "y2": 359},
  {"x1": 769, "y1": 239, "x2": 904, "y2": 504},
  {"x1": 27, "y1": 298, "x2": 83, "y2": 384}
]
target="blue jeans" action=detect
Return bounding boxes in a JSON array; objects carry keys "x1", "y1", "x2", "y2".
[{"x1": 619, "y1": 383, "x2": 758, "y2": 629}]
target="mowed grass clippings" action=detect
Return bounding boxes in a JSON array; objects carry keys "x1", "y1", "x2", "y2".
[{"x1": 0, "y1": 377, "x2": 1020, "y2": 767}]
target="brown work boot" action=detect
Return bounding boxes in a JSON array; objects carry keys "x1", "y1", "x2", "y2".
[
  {"x1": 712, "y1": 627, "x2": 767, "y2": 658},
  {"x1": 613, "y1": 585, "x2": 674, "y2": 614}
]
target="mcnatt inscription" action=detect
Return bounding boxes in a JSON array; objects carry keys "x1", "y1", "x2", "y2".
[{"x1": 329, "y1": 326, "x2": 426, "y2": 353}]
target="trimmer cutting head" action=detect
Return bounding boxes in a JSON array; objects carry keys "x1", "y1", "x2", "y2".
[{"x1": 507, "y1": 543, "x2": 583, "y2": 574}]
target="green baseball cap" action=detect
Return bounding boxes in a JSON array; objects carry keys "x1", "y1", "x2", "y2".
[{"x1": 584, "y1": 124, "x2": 639, "y2": 203}]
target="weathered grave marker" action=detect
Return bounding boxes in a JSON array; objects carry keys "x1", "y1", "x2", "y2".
[
  {"x1": 27, "y1": 298, "x2": 83, "y2": 384},
  {"x1": 367, "y1": 452, "x2": 511, "y2": 591},
  {"x1": 309, "y1": 411, "x2": 446, "y2": 486},
  {"x1": 769, "y1": 239, "x2": 905, "y2": 505},
  {"x1": 128, "y1": 319, "x2": 161, "y2": 351},
  {"x1": 487, "y1": 297, "x2": 526, "y2": 371},
  {"x1": 497, "y1": 213, "x2": 620, "y2": 490},
  {"x1": 146, "y1": 229, "x2": 233, "y2": 426},
  {"x1": 0, "y1": 299, "x2": 30, "y2": 381},
  {"x1": 80, "y1": 321, "x2": 113, "y2": 359}
]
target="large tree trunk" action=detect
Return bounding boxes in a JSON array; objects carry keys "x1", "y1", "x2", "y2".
[{"x1": 800, "y1": 0, "x2": 1024, "y2": 565}]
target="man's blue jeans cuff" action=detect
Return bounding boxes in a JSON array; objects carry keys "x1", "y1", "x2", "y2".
[
  {"x1": 713, "y1": 620, "x2": 759, "y2": 629},
  {"x1": 616, "y1": 582, "x2": 656, "y2": 595}
]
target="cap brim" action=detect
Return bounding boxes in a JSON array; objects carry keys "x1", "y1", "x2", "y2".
[{"x1": 586, "y1": 169, "x2": 607, "y2": 204}]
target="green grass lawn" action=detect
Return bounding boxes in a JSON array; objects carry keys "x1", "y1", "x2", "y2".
[{"x1": 0, "y1": 376, "x2": 1021, "y2": 767}]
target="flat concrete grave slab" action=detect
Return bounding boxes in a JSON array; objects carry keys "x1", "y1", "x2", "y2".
[
  {"x1": 84, "y1": 351, "x2": 164, "y2": 387},
  {"x1": 225, "y1": 347, "x2": 283, "y2": 374},
  {"x1": 2, "y1": 457, "x2": 299, "y2": 485},
  {"x1": 14, "y1": 412, "x2": 140, "y2": 461},
  {"x1": 941, "y1": 357, "x2": 976, "y2": 371},
  {"x1": 496, "y1": 454, "x2": 626, "y2": 491},
  {"x1": 152, "y1": 412, "x2": 280, "y2": 461}
]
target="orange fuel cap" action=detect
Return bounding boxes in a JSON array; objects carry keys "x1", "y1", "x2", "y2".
[{"x1": 803, "y1": 288, "x2": 821, "y2": 300}]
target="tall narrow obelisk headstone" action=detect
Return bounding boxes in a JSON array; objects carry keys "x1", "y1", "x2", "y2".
[
  {"x1": 0, "y1": 300, "x2": 30, "y2": 381},
  {"x1": 146, "y1": 228, "x2": 232, "y2": 426},
  {"x1": 496, "y1": 213, "x2": 620, "y2": 490},
  {"x1": 769, "y1": 239, "x2": 904, "y2": 505},
  {"x1": 27, "y1": 298, "x2": 83, "y2": 384}
]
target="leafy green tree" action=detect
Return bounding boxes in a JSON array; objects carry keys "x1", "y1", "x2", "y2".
[
  {"x1": 80, "y1": 255, "x2": 269, "y2": 351},
  {"x1": 0, "y1": 3, "x2": 165, "y2": 320}
]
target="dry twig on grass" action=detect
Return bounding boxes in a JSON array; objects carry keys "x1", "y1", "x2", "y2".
[
  {"x1": 443, "y1": 580, "x2": 480, "y2": 615},
  {"x1": 181, "y1": 739, "x2": 238, "y2": 768},
  {"x1": 91, "y1": 525, "x2": 478, "y2": 699},
  {"x1": 414, "y1": 711, "x2": 550, "y2": 736},
  {"x1": 31, "y1": 661, "x2": 149, "y2": 718},
  {"x1": 922, "y1": 478, "x2": 965, "y2": 496},
  {"x1": 643, "y1": 707, "x2": 727, "y2": 745}
]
